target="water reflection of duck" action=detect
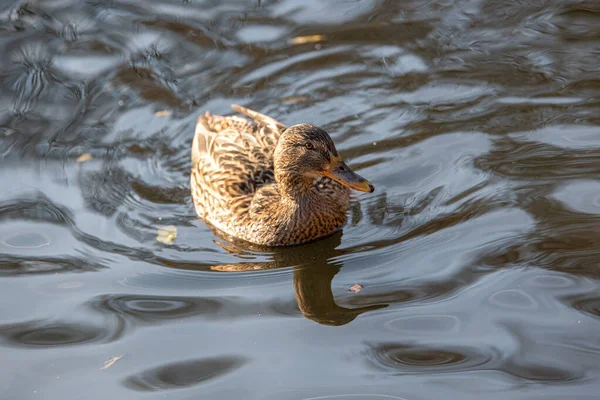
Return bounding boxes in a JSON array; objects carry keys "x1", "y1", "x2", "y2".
[
  {"x1": 210, "y1": 231, "x2": 387, "y2": 326},
  {"x1": 191, "y1": 104, "x2": 374, "y2": 247}
]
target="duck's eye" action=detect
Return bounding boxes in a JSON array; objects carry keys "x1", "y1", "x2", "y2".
[{"x1": 304, "y1": 142, "x2": 314, "y2": 150}]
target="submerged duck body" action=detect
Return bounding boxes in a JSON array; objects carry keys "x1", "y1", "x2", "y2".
[{"x1": 190, "y1": 105, "x2": 374, "y2": 246}]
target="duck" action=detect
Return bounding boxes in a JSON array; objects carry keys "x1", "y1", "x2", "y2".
[{"x1": 190, "y1": 104, "x2": 374, "y2": 247}]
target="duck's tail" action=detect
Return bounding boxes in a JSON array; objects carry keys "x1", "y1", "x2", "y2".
[{"x1": 231, "y1": 104, "x2": 287, "y2": 131}]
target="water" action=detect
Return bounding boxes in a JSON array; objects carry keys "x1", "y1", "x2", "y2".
[{"x1": 1, "y1": 0, "x2": 600, "y2": 398}]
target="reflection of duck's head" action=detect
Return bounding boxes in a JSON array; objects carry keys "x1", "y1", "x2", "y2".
[
  {"x1": 293, "y1": 264, "x2": 387, "y2": 326},
  {"x1": 210, "y1": 232, "x2": 387, "y2": 326}
]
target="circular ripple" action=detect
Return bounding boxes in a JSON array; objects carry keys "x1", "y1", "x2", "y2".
[
  {"x1": 488, "y1": 290, "x2": 538, "y2": 310},
  {"x1": 0, "y1": 321, "x2": 109, "y2": 347},
  {"x1": 1, "y1": 232, "x2": 51, "y2": 249},
  {"x1": 126, "y1": 299, "x2": 191, "y2": 313},
  {"x1": 93, "y1": 294, "x2": 222, "y2": 323},
  {"x1": 526, "y1": 274, "x2": 577, "y2": 289},
  {"x1": 366, "y1": 343, "x2": 496, "y2": 374}
]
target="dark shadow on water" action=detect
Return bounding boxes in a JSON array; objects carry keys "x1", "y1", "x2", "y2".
[{"x1": 124, "y1": 356, "x2": 248, "y2": 391}]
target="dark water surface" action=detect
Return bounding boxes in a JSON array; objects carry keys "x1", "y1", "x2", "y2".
[{"x1": 2, "y1": 0, "x2": 600, "y2": 399}]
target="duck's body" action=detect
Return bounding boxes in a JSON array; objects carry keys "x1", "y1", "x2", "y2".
[{"x1": 191, "y1": 105, "x2": 373, "y2": 247}]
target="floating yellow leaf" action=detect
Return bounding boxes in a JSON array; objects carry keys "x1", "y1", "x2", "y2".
[
  {"x1": 154, "y1": 110, "x2": 170, "y2": 117},
  {"x1": 100, "y1": 355, "x2": 123, "y2": 370},
  {"x1": 289, "y1": 35, "x2": 326, "y2": 44},
  {"x1": 156, "y1": 225, "x2": 177, "y2": 244},
  {"x1": 281, "y1": 96, "x2": 310, "y2": 104},
  {"x1": 76, "y1": 153, "x2": 93, "y2": 163}
]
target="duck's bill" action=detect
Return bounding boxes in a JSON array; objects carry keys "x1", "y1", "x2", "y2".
[{"x1": 324, "y1": 160, "x2": 374, "y2": 193}]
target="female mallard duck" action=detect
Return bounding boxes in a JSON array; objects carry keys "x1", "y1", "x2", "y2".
[{"x1": 190, "y1": 104, "x2": 374, "y2": 246}]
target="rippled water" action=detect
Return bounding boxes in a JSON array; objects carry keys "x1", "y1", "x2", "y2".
[{"x1": 1, "y1": 0, "x2": 600, "y2": 399}]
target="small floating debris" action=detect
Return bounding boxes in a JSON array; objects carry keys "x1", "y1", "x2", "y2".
[
  {"x1": 349, "y1": 283, "x2": 363, "y2": 294},
  {"x1": 289, "y1": 34, "x2": 326, "y2": 45},
  {"x1": 156, "y1": 225, "x2": 177, "y2": 245},
  {"x1": 100, "y1": 355, "x2": 123, "y2": 370},
  {"x1": 154, "y1": 110, "x2": 170, "y2": 117},
  {"x1": 76, "y1": 153, "x2": 93, "y2": 163}
]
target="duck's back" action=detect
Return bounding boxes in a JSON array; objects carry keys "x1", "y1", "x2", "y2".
[{"x1": 190, "y1": 105, "x2": 286, "y2": 233}]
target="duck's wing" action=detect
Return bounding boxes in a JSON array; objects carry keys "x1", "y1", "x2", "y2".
[{"x1": 191, "y1": 106, "x2": 287, "y2": 217}]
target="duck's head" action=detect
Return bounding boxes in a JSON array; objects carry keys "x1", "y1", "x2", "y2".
[{"x1": 274, "y1": 124, "x2": 374, "y2": 194}]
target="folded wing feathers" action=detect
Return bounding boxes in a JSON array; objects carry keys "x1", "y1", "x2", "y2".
[
  {"x1": 192, "y1": 105, "x2": 287, "y2": 205},
  {"x1": 194, "y1": 105, "x2": 286, "y2": 169}
]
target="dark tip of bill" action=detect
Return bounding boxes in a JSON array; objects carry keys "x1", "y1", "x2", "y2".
[{"x1": 368, "y1": 184, "x2": 375, "y2": 193}]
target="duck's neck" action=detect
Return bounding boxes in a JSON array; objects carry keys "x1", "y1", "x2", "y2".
[{"x1": 275, "y1": 169, "x2": 316, "y2": 200}]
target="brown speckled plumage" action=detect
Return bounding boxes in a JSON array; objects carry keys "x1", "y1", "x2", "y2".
[{"x1": 190, "y1": 104, "x2": 373, "y2": 246}]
